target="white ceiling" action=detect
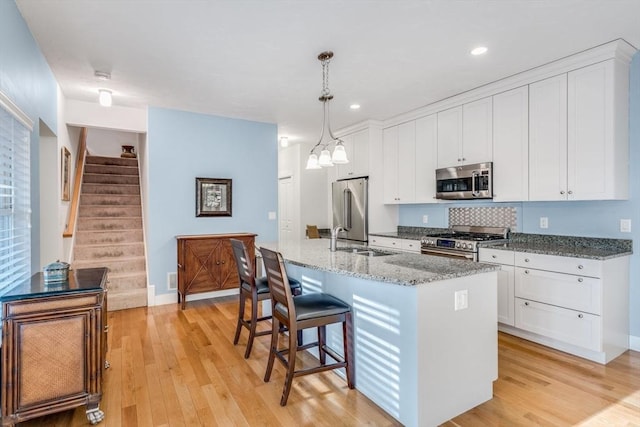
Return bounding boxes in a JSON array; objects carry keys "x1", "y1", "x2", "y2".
[{"x1": 15, "y1": 0, "x2": 640, "y2": 146}]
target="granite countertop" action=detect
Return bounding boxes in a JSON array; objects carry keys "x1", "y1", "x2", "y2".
[
  {"x1": 480, "y1": 233, "x2": 632, "y2": 260},
  {"x1": 258, "y1": 239, "x2": 498, "y2": 287}
]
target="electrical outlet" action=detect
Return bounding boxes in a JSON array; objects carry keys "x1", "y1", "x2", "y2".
[
  {"x1": 454, "y1": 290, "x2": 468, "y2": 311},
  {"x1": 620, "y1": 219, "x2": 631, "y2": 233},
  {"x1": 540, "y1": 217, "x2": 549, "y2": 229},
  {"x1": 422, "y1": 215, "x2": 429, "y2": 224}
]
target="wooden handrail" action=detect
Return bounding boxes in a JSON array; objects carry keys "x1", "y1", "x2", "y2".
[{"x1": 63, "y1": 127, "x2": 87, "y2": 238}]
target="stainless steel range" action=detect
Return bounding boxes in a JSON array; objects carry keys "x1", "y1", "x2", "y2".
[{"x1": 420, "y1": 225, "x2": 509, "y2": 261}]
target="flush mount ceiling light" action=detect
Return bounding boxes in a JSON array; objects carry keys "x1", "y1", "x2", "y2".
[
  {"x1": 471, "y1": 46, "x2": 488, "y2": 56},
  {"x1": 98, "y1": 89, "x2": 112, "y2": 107},
  {"x1": 305, "y1": 51, "x2": 349, "y2": 170}
]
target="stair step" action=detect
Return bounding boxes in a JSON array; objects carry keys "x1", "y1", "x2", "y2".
[
  {"x1": 79, "y1": 206, "x2": 142, "y2": 218},
  {"x1": 81, "y1": 183, "x2": 140, "y2": 195},
  {"x1": 83, "y1": 173, "x2": 139, "y2": 185},
  {"x1": 80, "y1": 194, "x2": 141, "y2": 206},
  {"x1": 72, "y1": 256, "x2": 146, "y2": 275},
  {"x1": 75, "y1": 230, "x2": 144, "y2": 245},
  {"x1": 74, "y1": 242, "x2": 145, "y2": 261},
  {"x1": 84, "y1": 163, "x2": 139, "y2": 176},
  {"x1": 86, "y1": 156, "x2": 138, "y2": 167},
  {"x1": 77, "y1": 217, "x2": 143, "y2": 231},
  {"x1": 107, "y1": 288, "x2": 147, "y2": 311},
  {"x1": 107, "y1": 272, "x2": 147, "y2": 291}
]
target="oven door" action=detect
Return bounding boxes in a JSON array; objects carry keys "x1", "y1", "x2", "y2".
[{"x1": 421, "y1": 247, "x2": 476, "y2": 261}]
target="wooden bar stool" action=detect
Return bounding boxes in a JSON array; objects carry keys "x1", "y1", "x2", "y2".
[
  {"x1": 230, "y1": 239, "x2": 302, "y2": 358},
  {"x1": 259, "y1": 247, "x2": 354, "y2": 406}
]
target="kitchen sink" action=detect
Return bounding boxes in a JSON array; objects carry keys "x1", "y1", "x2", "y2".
[{"x1": 335, "y1": 247, "x2": 394, "y2": 257}]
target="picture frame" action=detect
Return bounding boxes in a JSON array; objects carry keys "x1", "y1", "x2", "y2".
[
  {"x1": 196, "y1": 177, "x2": 232, "y2": 217},
  {"x1": 61, "y1": 147, "x2": 71, "y2": 201}
]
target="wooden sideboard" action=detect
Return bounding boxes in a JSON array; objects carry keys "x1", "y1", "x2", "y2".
[
  {"x1": 176, "y1": 233, "x2": 256, "y2": 309},
  {"x1": 0, "y1": 268, "x2": 108, "y2": 426}
]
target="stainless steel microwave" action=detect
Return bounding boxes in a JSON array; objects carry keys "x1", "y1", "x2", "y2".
[{"x1": 435, "y1": 162, "x2": 493, "y2": 200}]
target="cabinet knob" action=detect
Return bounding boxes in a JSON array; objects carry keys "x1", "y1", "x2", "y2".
[
  {"x1": 457, "y1": 158, "x2": 462, "y2": 162},
  {"x1": 491, "y1": 255, "x2": 497, "y2": 259},
  {"x1": 524, "y1": 270, "x2": 530, "y2": 274},
  {"x1": 221, "y1": 260, "x2": 225, "y2": 264},
  {"x1": 577, "y1": 265, "x2": 584, "y2": 270},
  {"x1": 578, "y1": 277, "x2": 584, "y2": 283},
  {"x1": 560, "y1": 190, "x2": 565, "y2": 195},
  {"x1": 524, "y1": 301, "x2": 529, "y2": 306},
  {"x1": 524, "y1": 258, "x2": 530, "y2": 263},
  {"x1": 578, "y1": 313, "x2": 584, "y2": 319},
  {"x1": 216, "y1": 261, "x2": 220, "y2": 265},
  {"x1": 568, "y1": 190, "x2": 573, "y2": 195},
  {"x1": 177, "y1": 263, "x2": 183, "y2": 269}
]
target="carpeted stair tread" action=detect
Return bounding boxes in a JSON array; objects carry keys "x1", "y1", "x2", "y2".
[{"x1": 74, "y1": 155, "x2": 147, "y2": 311}]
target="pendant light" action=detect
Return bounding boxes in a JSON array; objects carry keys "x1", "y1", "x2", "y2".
[{"x1": 305, "y1": 51, "x2": 349, "y2": 170}]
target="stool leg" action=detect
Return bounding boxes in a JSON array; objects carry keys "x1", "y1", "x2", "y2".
[
  {"x1": 280, "y1": 323, "x2": 298, "y2": 406},
  {"x1": 343, "y1": 312, "x2": 355, "y2": 389},
  {"x1": 264, "y1": 316, "x2": 279, "y2": 383},
  {"x1": 317, "y1": 325, "x2": 326, "y2": 365},
  {"x1": 244, "y1": 291, "x2": 259, "y2": 358},
  {"x1": 233, "y1": 291, "x2": 246, "y2": 345}
]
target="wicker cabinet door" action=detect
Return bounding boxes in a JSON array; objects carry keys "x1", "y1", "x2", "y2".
[{"x1": 16, "y1": 314, "x2": 90, "y2": 408}]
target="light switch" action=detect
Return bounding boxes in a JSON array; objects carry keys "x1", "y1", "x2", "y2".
[
  {"x1": 422, "y1": 215, "x2": 429, "y2": 224},
  {"x1": 620, "y1": 219, "x2": 631, "y2": 233},
  {"x1": 539, "y1": 217, "x2": 548, "y2": 229}
]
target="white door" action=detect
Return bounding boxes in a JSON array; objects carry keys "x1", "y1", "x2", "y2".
[
  {"x1": 278, "y1": 176, "x2": 295, "y2": 244},
  {"x1": 462, "y1": 96, "x2": 493, "y2": 165}
]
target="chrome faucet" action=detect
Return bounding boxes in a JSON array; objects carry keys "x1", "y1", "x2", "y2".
[{"x1": 330, "y1": 225, "x2": 345, "y2": 252}]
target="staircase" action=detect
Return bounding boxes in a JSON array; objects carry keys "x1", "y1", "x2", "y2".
[{"x1": 72, "y1": 155, "x2": 147, "y2": 311}]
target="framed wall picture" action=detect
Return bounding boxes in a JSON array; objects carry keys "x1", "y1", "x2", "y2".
[
  {"x1": 61, "y1": 147, "x2": 71, "y2": 201},
  {"x1": 196, "y1": 177, "x2": 232, "y2": 217}
]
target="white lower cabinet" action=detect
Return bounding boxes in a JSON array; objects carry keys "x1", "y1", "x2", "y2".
[
  {"x1": 369, "y1": 236, "x2": 420, "y2": 253},
  {"x1": 478, "y1": 248, "x2": 515, "y2": 326},
  {"x1": 514, "y1": 298, "x2": 601, "y2": 351},
  {"x1": 479, "y1": 247, "x2": 629, "y2": 364}
]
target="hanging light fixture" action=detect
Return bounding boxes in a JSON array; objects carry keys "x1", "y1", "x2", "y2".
[{"x1": 305, "y1": 51, "x2": 349, "y2": 170}]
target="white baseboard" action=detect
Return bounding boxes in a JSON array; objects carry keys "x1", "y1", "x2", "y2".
[
  {"x1": 630, "y1": 335, "x2": 640, "y2": 352},
  {"x1": 149, "y1": 288, "x2": 239, "y2": 307}
]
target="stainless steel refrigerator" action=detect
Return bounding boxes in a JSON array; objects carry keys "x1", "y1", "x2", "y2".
[{"x1": 332, "y1": 177, "x2": 368, "y2": 243}]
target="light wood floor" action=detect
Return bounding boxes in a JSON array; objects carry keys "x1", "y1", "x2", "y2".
[{"x1": 19, "y1": 296, "x2": 640, "y2": 426}]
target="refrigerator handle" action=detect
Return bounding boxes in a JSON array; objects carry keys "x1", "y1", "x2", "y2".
[{"x1": 343, "y1": 188, "x2": 352, "y2": 230}]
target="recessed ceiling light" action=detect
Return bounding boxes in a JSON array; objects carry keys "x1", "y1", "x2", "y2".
[
  {"x1": 350, "y1": 104, "x2": 361, "y2": 110},
  {"x1": 471, "y1": 46, "x2": 488, "y2": 56}
]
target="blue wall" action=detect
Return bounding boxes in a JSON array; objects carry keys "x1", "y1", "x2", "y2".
[
  {"x1": 0, "y1": 1, "x2": 58, "y2": 272},
  {"x1": 146, "y1": 107, "x2": 278, "y2": 295},
  {"x1": 400, "y1": 50, "x2": 640, "y2": 337}
]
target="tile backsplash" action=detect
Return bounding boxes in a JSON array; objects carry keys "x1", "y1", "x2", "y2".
[{"x1": 449, "y1": 207, "x2": 517, "y2": 230}]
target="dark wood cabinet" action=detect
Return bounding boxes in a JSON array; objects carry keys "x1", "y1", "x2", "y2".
[
  {"x1": 176, "y1": 233, "x2": 256, "y2": 309},
  {"x1": 0, "y1": 268, "x2": 108, "y2": 426}
]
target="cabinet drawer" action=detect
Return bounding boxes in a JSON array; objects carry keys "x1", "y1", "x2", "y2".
[
  {"x1": 478, "y1": 248, "x2": 514, "y2": 265},
  {"x1": 514, "y1": 252, "x2": 601, "y2": 278},
  {"x1": 515, "y1": 267, "x2": 601, "y2": 314},
  {"x1": 369, "y1": 236, "x2": 401, "y2": 250},
  {"x1": 515, "y1": 298, "x2": 601, "y2": 352},
  {"x1": 400, "y1": 239, "x2": 420, "y2": 253}
]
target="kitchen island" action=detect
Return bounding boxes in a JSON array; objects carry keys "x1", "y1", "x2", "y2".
[{"x1": 260, "y1": 239, "x2": 499, "y2": 427}]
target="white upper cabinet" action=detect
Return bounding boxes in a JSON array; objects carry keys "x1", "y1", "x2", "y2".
[
  {"x1": 529, "y1": 74, "x2": 568, "y2": 201},
  {"x1": 492, "y1": 86, "x2": 529, "y2": 201},
  {"x1": 383, "y1": 122, "x2": 416, "y2": 204},
  {"x1": 462, "y1": 97, "x2": 493, "y2": 165},
  {"x1": 530, "y1": 59, "x2": 629, "y2": 201},
  {"x1": 437, "y1": 97, "x2": 492, "y2": 168},
  {"x1": 567, "y1": 59, "x2": 628, "y2": 200},
  {"x1": 414, "y1": 114, "x2": 438, "y2": 203},
  {"x1": 382, "y1": 126, "x2": 400, "y2": 204},
  {"x1": 436, "y1": 106, "x2": 463, "y2": 167},
  {"x1": 336, "y1": 128, "x2": 369, "y2": 179}
]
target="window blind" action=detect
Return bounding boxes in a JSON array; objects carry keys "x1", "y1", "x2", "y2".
[{"x1": 0, "y1": 106, "x2": 31, "y2": 293}]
